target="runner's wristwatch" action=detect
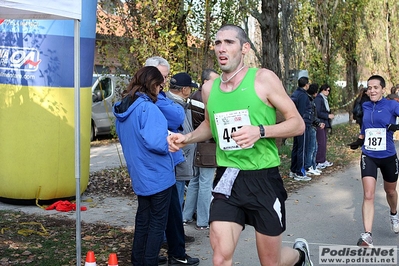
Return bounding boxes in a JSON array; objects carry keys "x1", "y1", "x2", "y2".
[{"x1": 258, "y1": 124, "x2": 266, "y2": 138}]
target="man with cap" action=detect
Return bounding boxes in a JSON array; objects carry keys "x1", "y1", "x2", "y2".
[{"x1": 165, "y1": 72, "x2": 199, "y2": 208}]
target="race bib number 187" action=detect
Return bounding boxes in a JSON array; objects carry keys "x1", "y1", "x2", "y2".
[
  {"x1": 364, "y1": 128, "x2": 386, "y2": 151},
  {"x1": 214, "y1": 109, "x2": 252, "y2": 151}
]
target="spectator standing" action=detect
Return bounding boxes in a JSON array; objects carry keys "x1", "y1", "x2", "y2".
[
  {"x1": 113, "y1": 66, "x2": 175, "y2": 265},
  {"x1": 387, "y1": 93, "x2": 399, "y2": 140},
  {"x1": 289, "y1": 76, "x2": 312, "y2": 181},
  {"x1": 390, "y1": 84, "x2": 399, "y2": 95},
  {"x1": 183, "y1": 69, "x2": 219, "y2": 230},
  {"x1": 352, "y1": 85, "x2": 370, "y2": 130},
  {"x1": 314, "y1": 84, "x2": 334, "y2": 169},
  {"x1": 305, "y1": 83, "x2": 324, "y2": 176},
  {"x1": 145, "y1": 57, "x2": 199, "y2": 266},
  {"x1": 168, "y1": 24, "x2": 313, "y2": 266},
  {"x1": 351, "y1": 75, "x2": 399, "y2": 247},
  {"x1": 165, "y1": 72, "x2": 199, "y2": 209}
]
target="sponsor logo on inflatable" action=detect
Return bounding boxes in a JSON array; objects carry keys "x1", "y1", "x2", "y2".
[{"x1": 0, "y1": 46, "x2": 41, "y2": 71}]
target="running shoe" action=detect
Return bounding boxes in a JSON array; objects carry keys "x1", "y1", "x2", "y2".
[
  {"x1": 169, "y1": 254, "x2": 200, "y2": 266},
  {"x1": 313, "y1": 167, "x2": 322, "y2": 174},
  {"x1": 307, "y1": 167, "x2": 321, "y2": 176},
  {"x1": 289, "y1": 171, "x2": 296, "y2": 178},
  {"x1": 195, "y1": 225, "x2": 209, "y2": 230},
  {"x1": 390, "y1": 213, "x2": 399, "y2": 233},
  {"x1": 323, "y1": 161, "x2": 333, "y2": 167},
  {"x1": 182, "y1": 219, "x2": 193, "y2": 226},
  {"x1": 357, "y1": 232, "x2": 373, "y2": 247},
  {"x1": 294, "y1": 174, "x2": 311, "y2": 181},
  {"x1": 316, "y1": 163, "x2": 326, "y2": 169},
  {"x1": 293, "y1": 238, "x2": 313, "y2": 266}
]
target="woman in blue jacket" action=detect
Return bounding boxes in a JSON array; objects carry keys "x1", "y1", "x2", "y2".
[
  {"x1": 353, "y1": 75, "x2": 399, "y2": 247},
  {"x1": 113, "y1": 66, "x2": 175, "y2": 265}
]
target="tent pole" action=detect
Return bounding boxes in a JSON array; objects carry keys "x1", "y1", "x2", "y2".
[{"x1": 74, "y1": 19, "x2": 82, "y2": 266}]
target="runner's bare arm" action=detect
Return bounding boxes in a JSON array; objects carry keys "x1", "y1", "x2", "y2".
[{"x1": 255, "y1": 68, "x2": 305, "y2": 138}]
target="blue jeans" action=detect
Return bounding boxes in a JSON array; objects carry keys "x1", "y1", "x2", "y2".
[
  {"x1": 165, "y1": 184, "x2": 186, "y2": 258},
  {"x1": 175, "y1": 180, "x2": 186, "y2": 212},
  {"x1": 305, "y1": 126, "x2": 317, "y2": 170},
  {"x1": 183, "y1": 167, "x2": 215, "y2": 226},
  {"x1": 131, "y1": 186, "x2": 173, "y2": 266}
]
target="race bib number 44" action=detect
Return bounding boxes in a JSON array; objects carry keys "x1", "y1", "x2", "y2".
[
  {"x1": 364, "y1": 128, "x2": 386, "y2": 151},
  {"x1": 214, "y1": 109, "x2": 252, "y2": 151}
]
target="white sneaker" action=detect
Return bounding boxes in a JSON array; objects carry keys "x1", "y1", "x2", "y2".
[
  {"x1": 289, "y1": 171, "x2": 295, "y2": 178},
  {"x1": 293, "y1": 238, "x2": 313, "y2": 266},
  {"x1": 357, "y1": 232, "x2": 373, "y2": 247},
  {"x1": 323, "y1": 160, "x2": 333, "y2": 167},
  {"x1": 307, "y1": 168, "x2": 320, "y2": 176},
  {"x1": 313, "y1": 167, "x2": 322, "y2": 174},
  {"x1": 390, "y1": 213, "x2": 399, "y2": 233},
  {"x1": 294, "y1": 174, "x2": 311, "y2": 181},
  {"x1": 316, "y1": 163, "x2": 326, "y2": 169}
]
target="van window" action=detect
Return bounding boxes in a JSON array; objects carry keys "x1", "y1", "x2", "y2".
[{"x1": 93, "y1": 77, "x2": 113, "y2": 100}]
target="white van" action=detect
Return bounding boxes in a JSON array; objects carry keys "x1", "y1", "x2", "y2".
[{"x1": 91, "y1": 74, "x2": 128, "y2": 141}]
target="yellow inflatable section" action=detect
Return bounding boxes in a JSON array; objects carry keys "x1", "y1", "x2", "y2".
[{"x1": 0, "y1": 84, "x2": 91, "y2": 201}]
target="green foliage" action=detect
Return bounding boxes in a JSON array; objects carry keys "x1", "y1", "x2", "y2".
[
  {"x1": 95, "y1": 0, "x2": 399, "y2": 96},
  {"x1": 96, "y1": 0, "x2": 193, "y2": 79}
]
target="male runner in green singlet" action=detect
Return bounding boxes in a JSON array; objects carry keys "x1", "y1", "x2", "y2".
[{"x1": 168, "y1": 24, "x2": 313, "y2": 266}]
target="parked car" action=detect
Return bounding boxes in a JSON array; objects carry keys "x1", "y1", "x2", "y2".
[{"x1": 91, "y1": 74, "x2": 128, "y2": 141}]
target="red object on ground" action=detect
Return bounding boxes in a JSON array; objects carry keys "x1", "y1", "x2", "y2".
[
  {"x1": 45, "y1": 200, "x2": 87, "y2": 212},
  {"x1": 84, "y1": 250, "x2": 97, "y2": 266},
  {"x1": 108, "y1": 253, "x2": 118, "y2": 266}
]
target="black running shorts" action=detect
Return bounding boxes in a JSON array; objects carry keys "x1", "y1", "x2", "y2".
[
  {"x1": 209, "y1": 167, "x2": 287, "y2": 236},
  {"x1": 360, "y1": 153, "x2": 399, "y2": 183}
]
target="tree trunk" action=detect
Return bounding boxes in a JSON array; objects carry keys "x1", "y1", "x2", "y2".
[
  {"x1": 259, "y1": 0, "x2": 281, "y2": 77},
  {"x1": 281, "y1": 0, "x2": 293, "y2": 91}
]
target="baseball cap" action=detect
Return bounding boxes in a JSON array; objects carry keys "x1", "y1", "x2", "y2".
[{"x1": 170, "y1": 72, "x2": 198, "y2": 88}]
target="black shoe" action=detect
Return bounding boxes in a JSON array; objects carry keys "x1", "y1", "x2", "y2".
[
  {"x1": 184, "y1": 234, "x2": 195, "y2": 243},
  {"x1": 169, "y1": 254, "x2": 199, "y2": 265},
  {"x1": 158, "y1": 255, "x2": 168, "y2": 265}
]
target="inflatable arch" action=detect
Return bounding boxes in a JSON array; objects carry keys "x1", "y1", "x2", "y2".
[{"x1": 0, "y1": 0, "x2": 98, "y2": 203}]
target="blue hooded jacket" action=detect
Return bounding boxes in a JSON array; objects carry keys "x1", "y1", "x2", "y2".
[
  {"x1": 156, "y1": 90, "x2": 186, "y2": 166},
  {"x1": 113, "y1": 93, "x2": 175, "y2": 196}
]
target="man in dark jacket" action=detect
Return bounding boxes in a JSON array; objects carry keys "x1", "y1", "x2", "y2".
[
  {"x1": 289, "y1": 76, "x2": 312, "y2": 181},
  {"x1": 305, "y1": 83, "x2": 324, "y2": 176}
]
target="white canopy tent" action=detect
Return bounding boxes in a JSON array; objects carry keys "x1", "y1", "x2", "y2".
[{"x1": 0, "y1": 1, "x2": 86, "y2": 264}]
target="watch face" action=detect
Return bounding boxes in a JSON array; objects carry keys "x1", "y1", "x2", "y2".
[{"x1": 259, "y1": 125, "x2": 265, "y2": 137}]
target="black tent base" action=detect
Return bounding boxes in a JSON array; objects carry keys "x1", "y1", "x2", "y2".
[{"x1": 0, "y1": 196, "x2": 76, "y2": 206}]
